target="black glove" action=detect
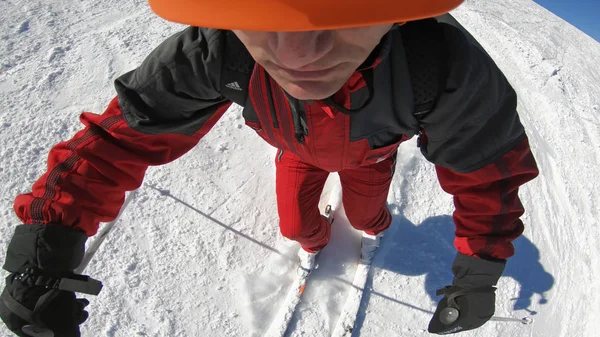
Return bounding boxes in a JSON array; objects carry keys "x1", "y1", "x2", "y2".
[
  {"x1": 0, "y1": 225, "x2": 102, "y2": 337},
  {"x1": 428, "y1": 253, "x2": 506, "y2": 334}
]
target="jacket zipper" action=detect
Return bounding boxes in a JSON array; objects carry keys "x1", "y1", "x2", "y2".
[
  {"x1": 264, "y1": 75, "x2": 279, "y2": 128},
  {"x1": 304, "y1": 102, "x2": 320, "y2": 164}
]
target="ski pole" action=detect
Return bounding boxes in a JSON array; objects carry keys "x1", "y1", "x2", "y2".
[
  {"x1": 75, "y1": 190, "x2": 138, "y2": 274},
  {"x1": 21, "y1": 190, "x2": 138, "y2": 337},
  {"x1": 440, "y1": 307, "x2": 533, "y2": 325},
  {"x1": 490, "y1": 315, "x2": 533, "y2": 324}
]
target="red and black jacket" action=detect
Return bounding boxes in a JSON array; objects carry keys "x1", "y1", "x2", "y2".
[{"x1": 13, "y1": 20, "x2": 538, "y2": 261}]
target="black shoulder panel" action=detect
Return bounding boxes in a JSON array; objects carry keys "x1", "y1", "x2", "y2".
[
  {"x1": 417, "y1": 19, "x2": 526, "y2": 173},
  {"x1": 399, "y1": 19, "x2": 447, "y2": 118},
  {"x1": 114, "y1": 27, "x2": 229, "y2": 136},
  {"x1": 220, "y1": 31, "x2": 255, "y2": 107}
]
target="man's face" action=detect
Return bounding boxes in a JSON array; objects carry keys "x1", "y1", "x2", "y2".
[{"x1": 233, "y1": 24, "x2": 393, "y2": 100}]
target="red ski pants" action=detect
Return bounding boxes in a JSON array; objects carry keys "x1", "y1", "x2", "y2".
[{"x1": 276, "y1": 150, "x2": 395, "y2": 252}]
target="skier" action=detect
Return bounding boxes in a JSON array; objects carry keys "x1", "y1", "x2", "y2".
[{"x1": 0, "y1": 0, "x2": 539, "y2": 336}]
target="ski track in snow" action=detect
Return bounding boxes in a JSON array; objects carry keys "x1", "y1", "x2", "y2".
[{"x1": 1, "y1": 0, "x2": 599, "y2": 336}]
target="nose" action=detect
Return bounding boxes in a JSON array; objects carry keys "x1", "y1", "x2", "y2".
[{"x1": 267, "y1": 30, "x2": 333, "y2": 70}]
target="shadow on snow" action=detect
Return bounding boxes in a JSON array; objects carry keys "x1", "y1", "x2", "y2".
[{"x1": 353, "y1": 205, "x2": 554, "y2": 335}]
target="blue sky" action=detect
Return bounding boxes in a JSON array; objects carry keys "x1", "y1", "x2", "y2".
[{"x1": 534, "y1": 0, "x2": 600, "y2": 42}]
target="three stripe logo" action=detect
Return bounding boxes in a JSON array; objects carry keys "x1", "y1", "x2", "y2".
[{"x1": 225, "y1": 81, "x2": 243, "y2": 91}]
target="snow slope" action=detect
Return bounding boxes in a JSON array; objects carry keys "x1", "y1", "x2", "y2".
[{"x1": 1, "y1": 0, "x2": 599, "y2": 336}]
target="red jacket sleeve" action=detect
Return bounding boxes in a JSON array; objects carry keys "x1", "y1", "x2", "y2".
[
  {"x1": 435, "y1": 137, "x2": 539, "y2": 259},
  {"x1": 14, "y1": 97, "x2": 232, "y2": 236},
  {"x1": 415, "y1": 23, "x2": 540, "y2": 260},
  {"x1": 13, "y1": 27, "x2": 233, "y2": 236}
]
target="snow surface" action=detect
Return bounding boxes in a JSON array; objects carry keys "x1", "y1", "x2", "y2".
[{"x1": 1, "y1": 0, "x2": 599, "y2": 336}]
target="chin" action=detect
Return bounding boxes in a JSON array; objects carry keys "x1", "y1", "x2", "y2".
[
  {"x1": 275, "y1": 78, "x2": 345, "y2": 100},
  {"x1": 278, "y1": 79, "x2": 346, "y2": 101}
]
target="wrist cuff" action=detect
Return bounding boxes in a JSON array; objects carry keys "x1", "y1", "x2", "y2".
[
  {"x1": 3, "y1": 224, "x2": 87, "y2": 275},
  {"x1": 452, "y1": 252, "x2": 506, "y2": 288}
]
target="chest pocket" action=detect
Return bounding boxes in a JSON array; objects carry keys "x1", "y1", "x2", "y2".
[{"x1": 362, "y1": 135, "x2": 408, "y2": 166}]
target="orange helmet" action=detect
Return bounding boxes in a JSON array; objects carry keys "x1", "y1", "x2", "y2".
[{"x1": 147, "y1": 0, "x2": 464, "y2": 31}]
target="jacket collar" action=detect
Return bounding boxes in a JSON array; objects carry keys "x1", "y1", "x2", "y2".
[{"x1": 357, "y1": 24, "x2": 397, "y2": 72}]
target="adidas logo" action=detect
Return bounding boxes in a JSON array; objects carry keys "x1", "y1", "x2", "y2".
[{"x1": 225, "y1": 81, "x2": 243, "y2": 91}]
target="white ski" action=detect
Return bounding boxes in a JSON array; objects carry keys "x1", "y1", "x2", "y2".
[
  {"x1": 265, "y1": 183, "x2": 342, "y2": 337},
  {"x1": 331, "y1": 262, "x2": 372, "y2": 337},
  {"x1": 263, "y1": 259, "x2": 313, "y2": 337},
  {"x1": 331, "y1": 233, "x2": 380, "y2": 337}
]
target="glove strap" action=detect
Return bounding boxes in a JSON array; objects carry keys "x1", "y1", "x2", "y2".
[
  {"x1": 17, "y1": 267, "x2": 103, "y2": 295},
  {"x1": 436, "y1": 285, "x2": 496, "y2": 309},
  {"x1": 35, "y1": 274, "x2": 103, "y2": 296},
  {"x1": 0, "y1": 268, "x2": 103, "y2": 326}
]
